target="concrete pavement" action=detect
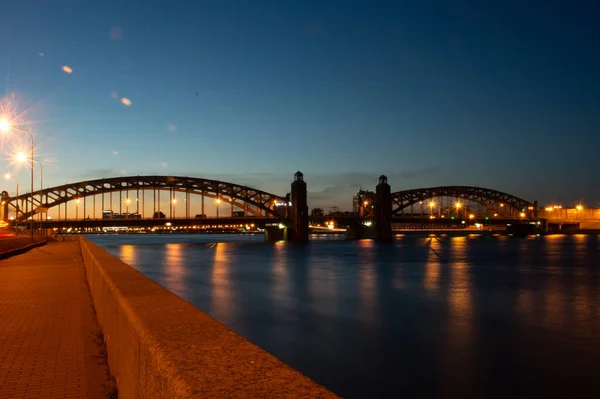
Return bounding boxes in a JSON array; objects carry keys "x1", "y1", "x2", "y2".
[{"x1": 0, "y1": 241, "x2": 114, "y2": 398}]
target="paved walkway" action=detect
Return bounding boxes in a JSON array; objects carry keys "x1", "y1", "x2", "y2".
[{"x1": 0, "y1": 242, "x2": 113, "y2": 398}]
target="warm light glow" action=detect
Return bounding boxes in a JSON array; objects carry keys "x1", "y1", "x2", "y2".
[
  {"x1": 545, "y1": 207, "x2": 553, "y2": 212},
  {"x1": 0, "y1": 118, "x2": 9, "y2": 132},
  {"x1": 363, "y1": 200, "x2": 368, "y2": 206},
  {"x1": 429, "y1": 200, "x2": 436, "y2": 208},
  {"x1": 15, "y1": 152, "x2": 27, "y2": 163},
  {"x1": 126, "y1": 198, "x2": 131, "y2": 205},
  {"x1": 3, "y1": 172, "x2": 11, "y2": 180},
  {"x1": 215, "y1": 198, "x2": 221, "y2": 205},
  {"x1": 468, "y1": 214, "x2": 475, "y2": 219},
  {"x1": 519, "y1": 212, "x2": 526, "y2": 218},
  {"x1": 75, "y1": 198, "x2": 80, "y2": 204},
  {"x1": 455, "y1": 202, "x2": 462, "y2": 209},
  {"x1": 172, "y1": 198, "x2": 177, "y2": 204},
  {"x1": 576, "y1": 205, "x2": 583, "y2": 211},
  {"x1": 121, "y1": 97, "x2": 131, "y2": 106},
  {"x1": 500, "y1": 203, "x2": 504, "y2": 207},
  {"x1": 62, "y1": 65, "x2": 73, "y2": 74}
]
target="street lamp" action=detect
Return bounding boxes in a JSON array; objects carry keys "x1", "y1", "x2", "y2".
[
  {"x1": 172, "y1": 197, "x2": 177, "y2": 218},
  {"x1": 215, "y1": 197, "x2": 221, "y2": 218},
  {"x1": 16, "y1": 155, "x2": 44, "y2": 228},
  {"x1": 75, "y1": 198, "x2": 80, "y2": 220},
  {"x1": 428, "y1": 200, "x2": 436, "y2": 213},
  {"x1": 1, "y1": 119, "x2": 34, "y2": 241},
  {"x1": 32, "y1": 159, "x2": 43, "y2": 227},
  {"x1": 455, "y1": 201, "x2": 462, "y2": 219},
  {"x1": 126, "y1": 198, "x2": 131, "y2": 218}
]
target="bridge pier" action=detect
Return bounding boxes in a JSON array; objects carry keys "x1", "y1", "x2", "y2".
[
  {"x1": 1, "y1": 191, "x2": 9, "y2": 222},
  {"x1": 374, "y1": 175, "x2": 392, "y2": 241},
  {"x1": 264, "y1": 225, "x2": 286, "y2": 242}
]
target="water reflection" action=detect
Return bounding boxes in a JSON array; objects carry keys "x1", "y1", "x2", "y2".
[
  {"x1": 424, "y1": 237, "x2": 442, "y2": 292},
  {"x1": 163, "y1": 243, "x2": 187, "y2": 297},
  {"x1": 357, "y1": 240, "x2": 378, "y2": 325},
  {"x1": 210, "y1": 243, "x2": 235, "y2": 323},
  {"x1": 441, "y1": 236, "x2": 476, "y2": 396},
  {"x1": 119, "y1": 244, "x2": 137, "y2": 265},
  {"x1": 270, "y1": 241, "x2": 292, "y2": 316},
  {"x1": 93, "y1": 234, "x2": 600, "y2": 399}
]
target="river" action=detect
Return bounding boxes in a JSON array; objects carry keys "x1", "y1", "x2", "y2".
[{"x1": 90, "y1": 233, "x2": 600, "y2": 398}]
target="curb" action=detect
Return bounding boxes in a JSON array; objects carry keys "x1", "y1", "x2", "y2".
[{"x1": 0, "y1": 240, "x2": 48, "y2": 260}]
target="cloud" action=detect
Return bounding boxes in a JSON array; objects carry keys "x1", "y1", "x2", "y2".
[
  {"x1": 37, "y1": 52, "x2": 44, "y2": 57},
  {"x1": 112, "y1": 151, "x2": 119, "y2": 156},
  {"x1": 110, "y1": 91, "x2": 118, "y2": 99},
  {"x1": 61, "y1": 65, "x2": 73, "y2": 74},
  {"x1": 167, "y1": 123, "x2": 177, "y2": 132},
  {"x1": 120, "y1": 169, "x2": 127, "y2": 175},
  {"x1": 160, "y1": 161, "x2": 168, "y2": 168},
  {"x1": 121, "y1": 98, "x2": 131, "y2": 106}
]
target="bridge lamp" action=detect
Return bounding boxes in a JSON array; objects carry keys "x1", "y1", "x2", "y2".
[
  {"x1": 469, "y1": 214, "x2": 475, "y2": 220},
  {"x1": 576, "y1": 205, "x2": 583, "y2": 211},
  {"x1": 519, "y1": 212, "x2": 526, "y2": 218},
  {"x1": 428, "y1": 201, "x2": 436, "y2": 212}
]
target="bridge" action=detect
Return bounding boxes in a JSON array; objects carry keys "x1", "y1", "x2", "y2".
[{"x1": 1, "y1": 173, "x2": 542, "y2": 240}]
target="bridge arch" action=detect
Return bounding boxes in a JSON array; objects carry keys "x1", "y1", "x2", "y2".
[
  {"x1": 391, "y1": 186, "x2": 536, "y2": 219},
  {"x1": 6, "y1": 175, "x2": 287, "y2": 221}
]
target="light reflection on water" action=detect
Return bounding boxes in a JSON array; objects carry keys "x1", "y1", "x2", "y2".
[{"x1": 95, "y1": 233, "x2": 600, "y2": 398}]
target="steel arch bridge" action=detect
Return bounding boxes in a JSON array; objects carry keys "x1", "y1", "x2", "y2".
[
  {"x1": 391, "y1": 186, "x2": 536, "y2": 219},
  {"x1": 4, "y1": 175, "x2": 287, "y2": 222}
]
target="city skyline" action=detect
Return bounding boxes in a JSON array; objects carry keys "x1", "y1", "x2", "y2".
[{"x1": 1, "y1": 1, "x2": 599, "y2": 210}]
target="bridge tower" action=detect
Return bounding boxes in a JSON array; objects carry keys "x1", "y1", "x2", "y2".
[
  {"x1": 0, "y1": 191, "x2": 9, "y2": 222},
  {"x1": 289, "y1": 171, "x2": 309, "y2": 243},
  {"x1": 374, "y1": 175, "x2": 392, "y2": 241}
]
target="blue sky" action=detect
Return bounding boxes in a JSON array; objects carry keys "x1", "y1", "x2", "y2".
[{"x1": 1, "y1": 0, "x2": 599, "y2": 211}]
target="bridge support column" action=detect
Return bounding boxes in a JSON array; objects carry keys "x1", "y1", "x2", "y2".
[
  {"x1": 0, "y1": 191, "x2": 9, "y2": 222},
  {"x1": 375, "y1": 175, "x2": 392, "y2": 242},
  {"x1": 533, "y1": 200, "x2": 538, "y2": 220},
  {"x1": 289, "y1": 171, "x2": 308, "y2": 243}
]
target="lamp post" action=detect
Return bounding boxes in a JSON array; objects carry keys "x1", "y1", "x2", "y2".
[
  {"x1": 172, "y1": 197, "x2": 177, "y2": 219},
  {"x1": 1, "y1": 119, "x2": 34, "y2": 241},
  {"x1": 215, "y1": 197, "x2": 221, "y2": 218},
  {"x1": 32, "y1": 159, "x2": 43, "y2": 228}
]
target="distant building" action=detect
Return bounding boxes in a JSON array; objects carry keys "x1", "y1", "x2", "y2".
[{"x1": 352, "y1": 190, "x2": 376, "y2": 216}]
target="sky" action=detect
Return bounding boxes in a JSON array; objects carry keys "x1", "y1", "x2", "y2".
[{"x1": 1, "y1": 0, "x2": 599, "y2": 213}]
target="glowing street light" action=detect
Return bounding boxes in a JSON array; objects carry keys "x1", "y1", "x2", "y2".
[
  {"x1": 215, "y1": 197, "x2": 221, "y2": 218},
  {"x1": 75, "y1": 198, "x2": 80, "y2": 220},
  {"x1": 455, "y1": 201, "x2": 462, "y2": 218},
  {"x1": 1, "y1": 118, "x2": 35, "y2": 240},
  {"x1": 576, "y1": 205, "x2": 583, "y2": 211}
]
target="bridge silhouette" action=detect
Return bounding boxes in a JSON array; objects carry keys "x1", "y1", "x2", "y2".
[{"x1": 1, "y1": 173, "x2": 539, "y2": 240}]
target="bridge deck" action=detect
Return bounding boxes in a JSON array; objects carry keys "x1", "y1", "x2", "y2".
[{"x1": 0, "y1": 241, "x2": 113, "y2": 398}]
